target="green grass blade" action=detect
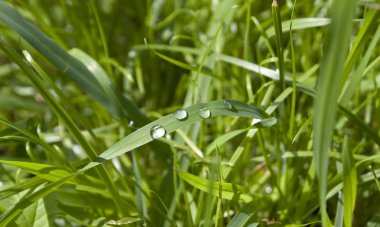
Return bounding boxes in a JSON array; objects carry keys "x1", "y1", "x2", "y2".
[
  {"x1": 264, "y1": 18, "x2": 331, "y2": 38},
  {"x1": 132, "y1": 44, "x2": 280, "y2": 80},
  {"x1": 68, "y1": 48, "x2": 125, "y2": 120},
  {"x1": 272, "y1": 0, "x2": 285, "y2": 89},
  {"x1": 312, "y1": 0, "x2": 357, "y2": 225},
  {"x1": 132, "y1": 153, "x2": 148, "y2": 218},
  {"x1": 227, "y1": 203, "x2": 257, "y2": 227},
  {"x1": 177, "y1": 170, "x2": 253, "y2": 203},
  {"x1": 89, "y1": 100, "x2": 275, "y2": 164},
  {"x1": 339, "y1": 24, "x2": 380, "y2": 105},
  {"x1": 342, "y1": 136, "x2": 357, "y2": 227},
  {"x1": 340, "y1": 9, "x2": 380, "y2": 86},
  {"x1": 288, "y1": 0, "x2": 298, "y2": 138}
]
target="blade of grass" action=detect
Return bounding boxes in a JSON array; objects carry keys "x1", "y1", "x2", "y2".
[
  {"x1": 132, "y1": 44, "x2": 280, "y2": 80},
  {"x1": 264, "y1": 18, "x2": 331, "y2": 38},
  {"x1": 0, "y1": 99, "x2": 275, "y2": 225},
  {"x1": 312, "y1": 0, "x2": 357, "y2": 225},
  {"x1": 227, "y1": 203, "x2": 257, "y2": 227},
  {"x1": 342, "y1": 136, "x2": 357, "y2": 227},
  {"x1": 340, "y1": 9, "x2": 380, "y2": 87},
  {"x1": 132, "y1": 152, "x2": 148, "y2": 218},
  {"x1": 272, "y1": 0, "x2": 285, "y2": 89},
  {"x1": 288, "y1": 0, "x2": 297, "y2": 138},
  {"x1": 177, "y1": 170, "x2": 253, "y2": 203},
  {"x1": 339, "y1": 24, "x2": 380, "y2": 106}
]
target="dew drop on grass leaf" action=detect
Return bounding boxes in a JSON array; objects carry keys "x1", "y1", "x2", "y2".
[
  {"x1": 199, "y1": 108, "x2": 211, "y2": 119},
  {"x1": 174, "y1": 109, "x2": 188, "y2": 120},
  {"x1": 223, "y1": 100, "x2": 233, "y2": 109},
  {"x1": 150, "y1": 125, "x2": 166, "y2": 139}
]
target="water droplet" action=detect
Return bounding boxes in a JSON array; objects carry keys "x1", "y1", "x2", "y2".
[
  {"x1": 223, "y1": 100, "x2": 233, "y2": 109},
  {"x1": 174, "y1": 109, "x2": 188, "y2": 120},
  {"x1": 264, "y1": 186, "x2": 273, "y2": 194},
  {"x1": 199, "y1": 108, "x2": 211, "y2": 119},
  {"x1": 128, "y1": 120, "x2": 134, "y2": 127},
  {"x1": 150, "y1": 125, "x2": 166, "y2": 139}
]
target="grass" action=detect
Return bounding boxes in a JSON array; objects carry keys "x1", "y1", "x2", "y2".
[{"x1": 0, "y1": 0, "x2": 379, "y2": 226}]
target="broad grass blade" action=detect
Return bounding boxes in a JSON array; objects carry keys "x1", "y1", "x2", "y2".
[{"x1": 312, "y1": 0, "x2": 357, "y2": 225}]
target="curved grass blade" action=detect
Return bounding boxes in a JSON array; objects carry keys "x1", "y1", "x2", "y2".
[
  {"x1": 177, "y1": 170, "x2": 253, "y2": 203},
  {"x1": 0, "y1": 100, "x2": 276, "y2": 225},
  {"x1": 91, "y1": 100, "x2": 275, "y2": 163},
  {"x1": 68, "y1": 48, "x2": 125, "y2": 121},
  {"x1": 132, "y1": 44, "x2": 280, "y2": 80}
]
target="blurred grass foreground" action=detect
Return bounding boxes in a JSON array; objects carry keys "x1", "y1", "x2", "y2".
[{"x1": 0, "y1": 0, "x2": 379, "y2": 226}]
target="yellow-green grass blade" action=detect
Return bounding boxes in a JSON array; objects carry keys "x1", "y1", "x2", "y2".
[
  {"x1": 265, "y1": 18, "x2": 331, "y2": 38},
  {"x1": 342, "y1": 137, "x2": 357, "y2": 227},
  {"x1": 177, "y1": 170, "x2": 253, "y2": 203}
]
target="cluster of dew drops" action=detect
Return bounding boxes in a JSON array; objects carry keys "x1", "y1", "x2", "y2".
[{"x1": 149, "y1": 100, "x2": 234, "y2": 140}]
